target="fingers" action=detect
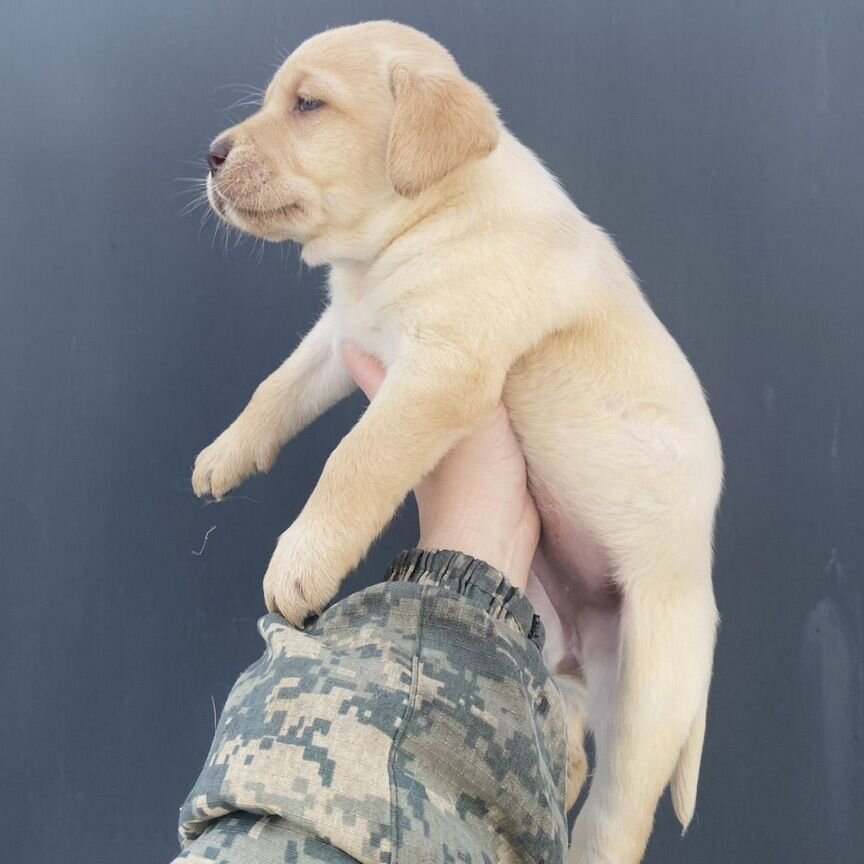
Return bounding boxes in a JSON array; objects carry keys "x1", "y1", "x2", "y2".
[{"x1": 341, "y1": 341, "x2": 387, "y2": 399}]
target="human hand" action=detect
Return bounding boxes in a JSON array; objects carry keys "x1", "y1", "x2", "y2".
[{"x1": 341, "y1": 342, "x2": 539, "y2": 589}]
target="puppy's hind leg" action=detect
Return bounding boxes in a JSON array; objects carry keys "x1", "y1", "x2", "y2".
[
  {"x1": 554, "y1": 672, "x2": 590, "y2": 811},
  {"x1": 569, "y1": 538, "x2": 718, "y2": 864},
  {"x1": 526, "y1": 571, "x2": 589, "y2": 810}
]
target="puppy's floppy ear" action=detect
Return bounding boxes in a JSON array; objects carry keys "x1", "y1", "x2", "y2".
[{"x1": 386, "y1": 65, "x2": 499, "y2": 198}]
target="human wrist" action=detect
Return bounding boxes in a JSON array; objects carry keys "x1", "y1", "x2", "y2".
[{"x1": 417, "y1": 498, "x2": 538, "y2": 590}]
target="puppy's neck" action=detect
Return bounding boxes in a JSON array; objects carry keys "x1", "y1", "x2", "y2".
[
  {"x1": 301, "y1": 136, "x2": 516, "y2": 269},
  {"x1": 299, "y1": 187, "x2": 465, "y2": 270}
]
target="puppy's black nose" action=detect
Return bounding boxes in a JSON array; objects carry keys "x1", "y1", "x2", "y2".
[{"x1": 207, "y1": 137, "x2": 232, "y2": 175}]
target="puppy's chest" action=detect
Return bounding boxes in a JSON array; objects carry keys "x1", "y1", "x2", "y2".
[{"x1": 328, "y1": 280, "x2": 406, "y2": 366}]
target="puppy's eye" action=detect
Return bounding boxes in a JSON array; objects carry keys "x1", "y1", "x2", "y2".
[{"x1": 297, "y1": 96, "x2": 325, "y2": 113}]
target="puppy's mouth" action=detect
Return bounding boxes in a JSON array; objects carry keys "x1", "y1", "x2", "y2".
[
  {"x1": 231, "y1": 201, "x2": 302, "y2": 220},
  {"x1": 212, "y1": 192, "x2": 302, "y2": 222},
  {"x1": 207, "y1": 179, "x2": 302, "y2": 223},
  {"x1": 206, "y1": 175, "x2": 314, "y2": 243}
]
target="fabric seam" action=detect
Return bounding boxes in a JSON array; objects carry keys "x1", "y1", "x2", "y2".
[{"x1": 387, "y1": 583, "x2": 427, "y2": 864}]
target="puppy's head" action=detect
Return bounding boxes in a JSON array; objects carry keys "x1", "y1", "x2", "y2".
[{"x1": 205, "y1": 21, "x2": 499, "y2": 254}]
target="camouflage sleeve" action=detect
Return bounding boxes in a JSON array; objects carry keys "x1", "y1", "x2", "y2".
[{"x1": 173, "y1": 549, "x2": 568, "y2": 864}]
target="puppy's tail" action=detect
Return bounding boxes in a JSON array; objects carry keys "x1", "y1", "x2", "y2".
[{"x1": 670, "y1": 698, "x2": 707, "y2": 832}]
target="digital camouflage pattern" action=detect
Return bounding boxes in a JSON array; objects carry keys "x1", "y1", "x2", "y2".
[{"x1": 173, "y1": 549, "x2": 568, "y2": 864}]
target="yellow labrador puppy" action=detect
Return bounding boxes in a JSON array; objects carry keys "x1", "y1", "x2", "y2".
[{"x1": 192, "y1": 21, "x2": 722, "y2": 864}]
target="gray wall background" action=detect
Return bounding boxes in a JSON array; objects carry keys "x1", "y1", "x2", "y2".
[{"x1": 1, "y1": 1, "x2": 861, "y2": 862}]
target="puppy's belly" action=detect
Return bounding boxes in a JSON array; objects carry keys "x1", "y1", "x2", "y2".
[{"x1": 527, "y1": 481, "x2": 620, "y2": 676}]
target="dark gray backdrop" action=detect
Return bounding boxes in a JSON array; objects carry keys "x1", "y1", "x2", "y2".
[{"x1": 1, "y1": 1, "x2": 861, "y2": 862}]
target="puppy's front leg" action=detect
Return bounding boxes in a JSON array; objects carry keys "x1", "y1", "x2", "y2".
[
  {"x1": 192, "y1": 308, "x2": 353, "y2": 500},
  {"x1": 263, "y1": 356, "x2": 503, "y2": 625}
]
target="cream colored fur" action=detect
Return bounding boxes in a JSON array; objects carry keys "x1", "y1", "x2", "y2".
[{"x1": 192, "y1": 21, "x2": 723, "y2": 863}]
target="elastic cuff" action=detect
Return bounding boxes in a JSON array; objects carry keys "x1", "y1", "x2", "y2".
[{"x1": 386, "y1": 548, "x2": 545, "y2": 651}]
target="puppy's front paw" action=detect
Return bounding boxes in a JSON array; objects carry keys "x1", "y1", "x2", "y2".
[
  {"x1": 263, "y1": 520, "x2": 344, "y2": 627},
  {"x1": 192, "y1": 421, "x2": 278, "y2": 500}
]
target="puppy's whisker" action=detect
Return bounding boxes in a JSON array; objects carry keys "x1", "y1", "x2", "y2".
[
  {"x1": 211, "y1": 217, "x2": 225, "y2": 251},
  {"x1": 170, "y1": 188, "x2": 205, "y2": 204},
  {"x1": 214, "y1": 82, "x2": 265, "y2": 96},
  {"x1": 271, "y1": 38, "x2": 292, "y2": 68},
  {"x1": 197, "y1": 207, "x2": 214, "y2": 239},
  {"x1": 223, "y1": 95, "x2": 264, "y2": 113},
  {"x1": 171, "y1": 186, "x2": 208, "y2": 204},
  {"x1": 179, "y1": 195, "x2": 210, "y2": 217},
  {"x1": 171, "y1": 185, "x2": 208, "y2": 197}
]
